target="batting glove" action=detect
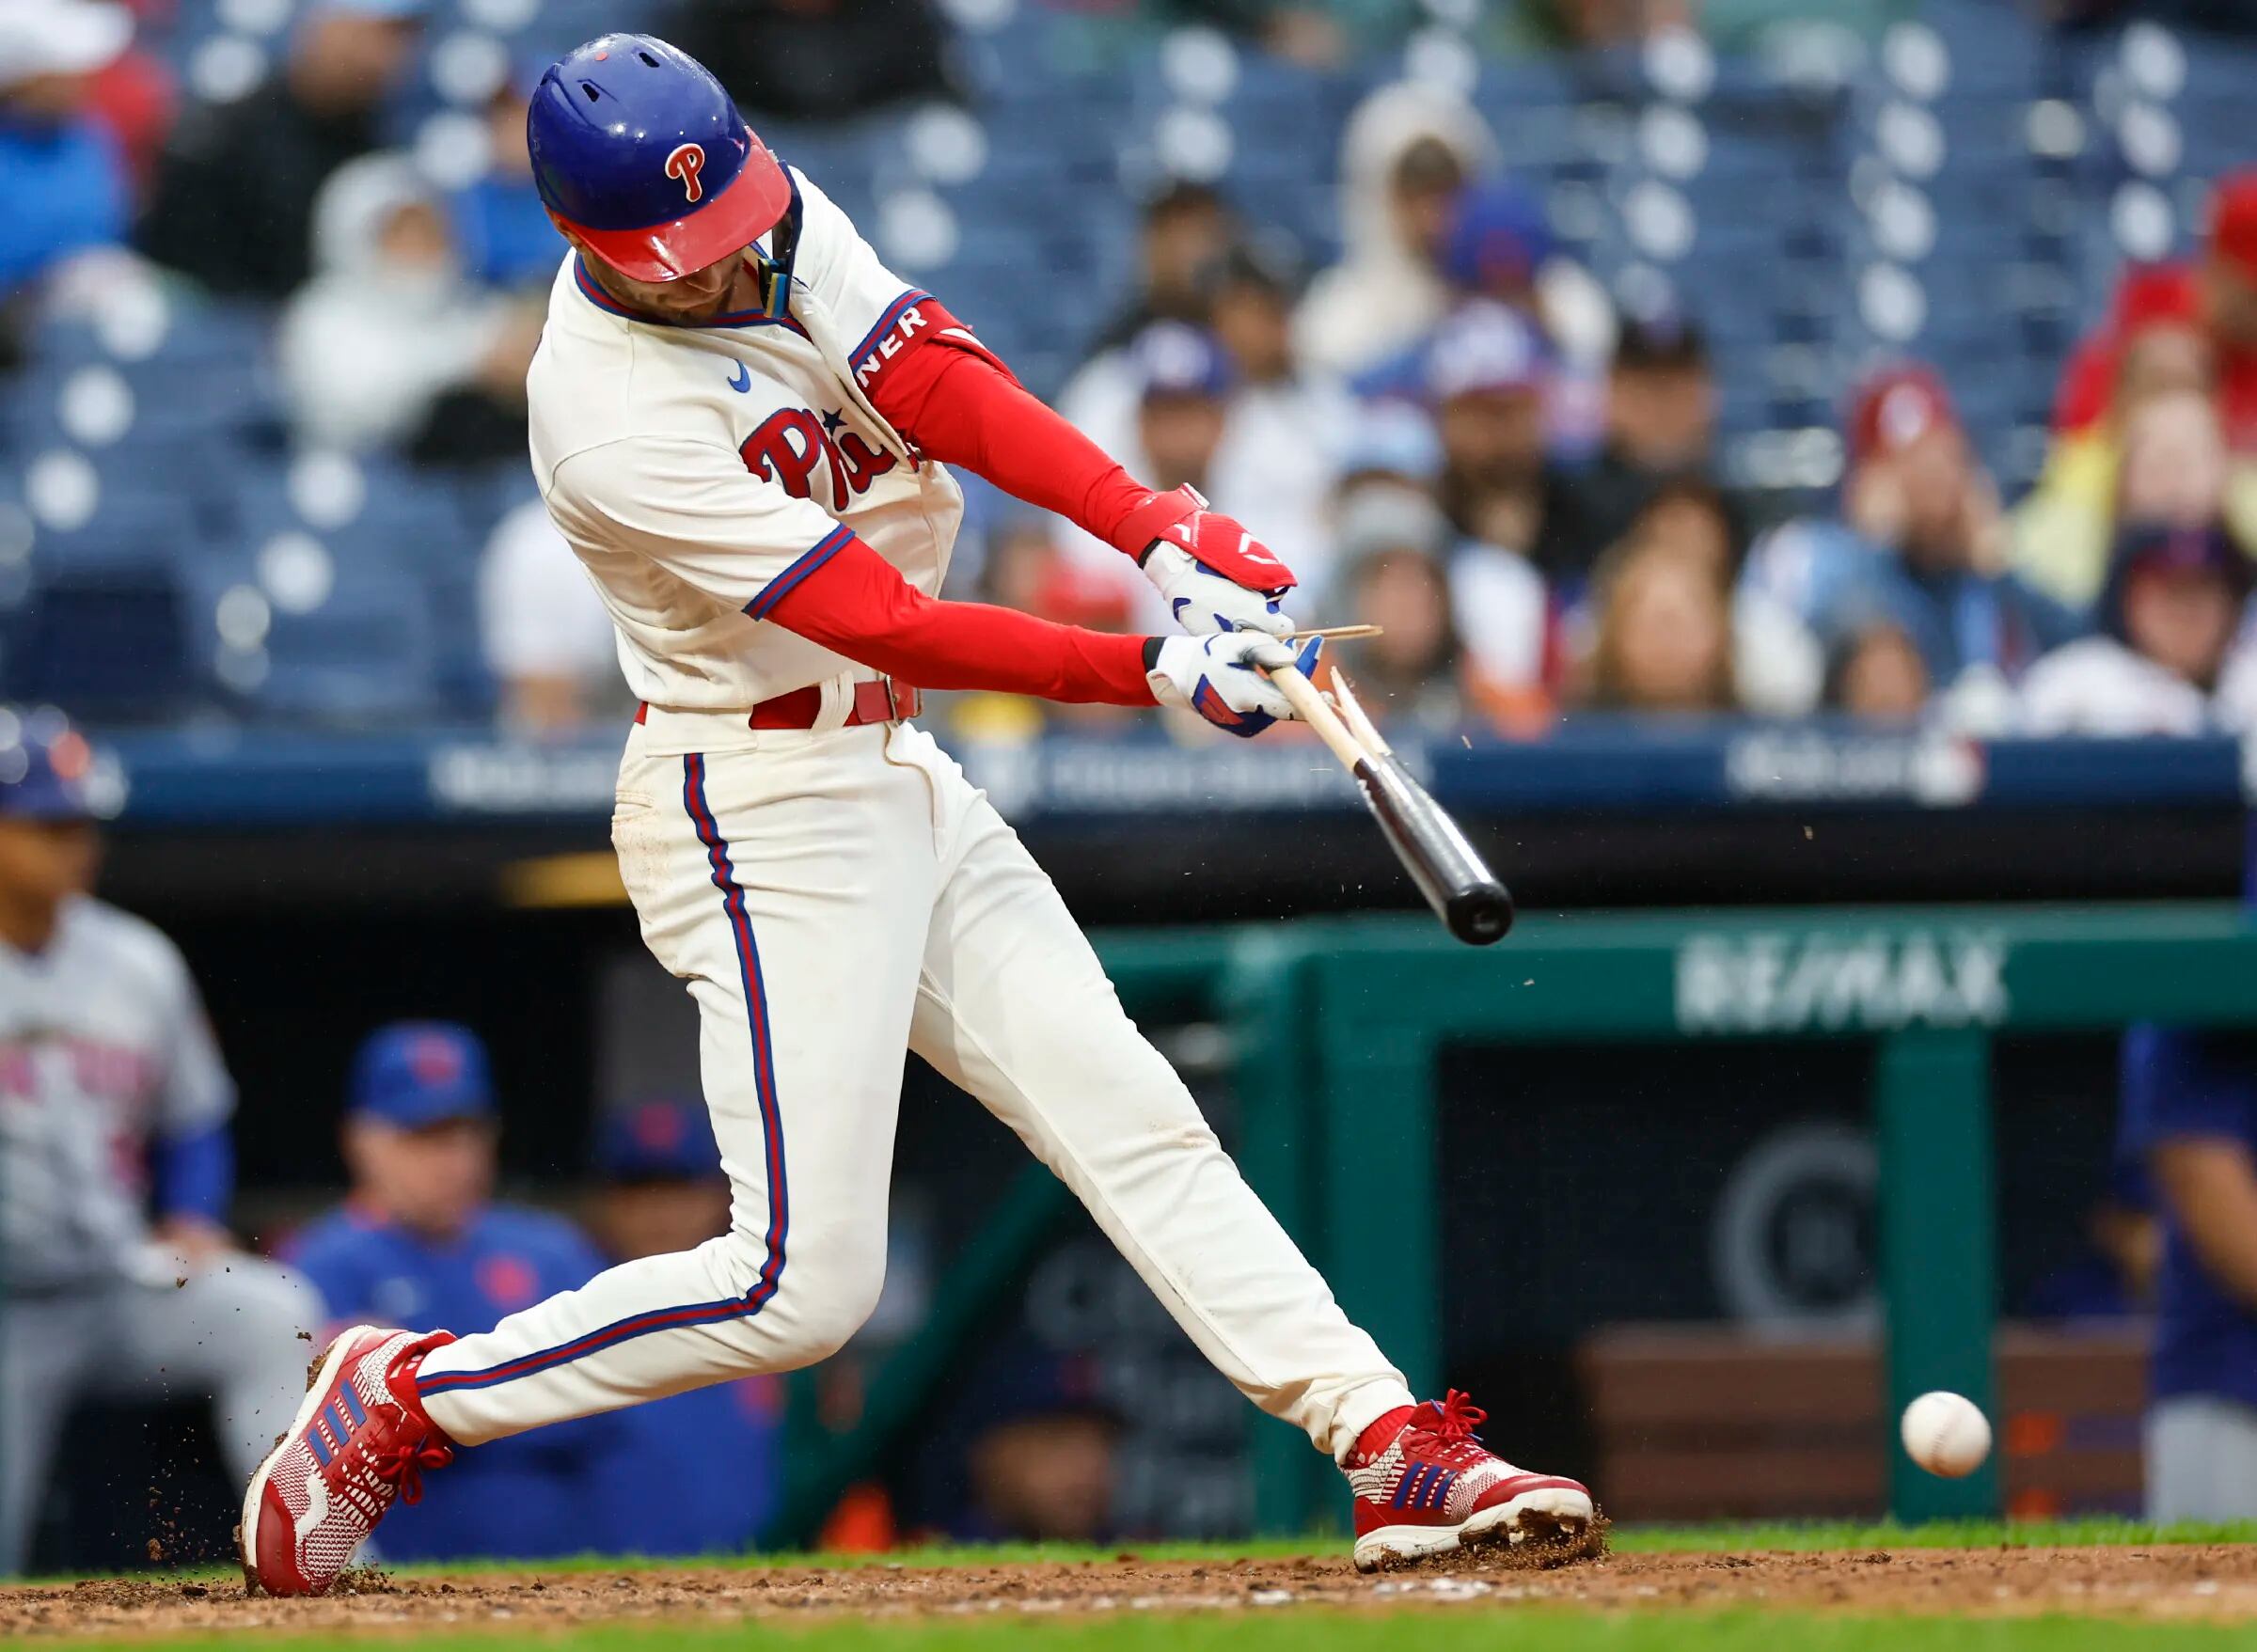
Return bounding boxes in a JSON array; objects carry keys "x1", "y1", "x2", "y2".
[
  {"x1": 1145, "y1": 633, "x2": 1322, "y2": 739},
  {"x1": 1114, "y1": 485, "x2": 1297, "y2": 637}
]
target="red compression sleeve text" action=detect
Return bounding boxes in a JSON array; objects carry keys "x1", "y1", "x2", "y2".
[{"x1": 864, "y1": 326, "x2": 1151, "y2": 552}]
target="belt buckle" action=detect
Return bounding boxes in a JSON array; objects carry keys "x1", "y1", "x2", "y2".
[{"x1": 880, "y1": 677, "x2": 901, "y2": 722}]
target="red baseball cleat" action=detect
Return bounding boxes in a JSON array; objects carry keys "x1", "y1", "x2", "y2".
[
  {"x1": 1346, "y1": 1390, "x2": 1596, "y2": 1571},
  {"x1": 239, "y1": 1325, "x2": 456, "y2": 1596}
]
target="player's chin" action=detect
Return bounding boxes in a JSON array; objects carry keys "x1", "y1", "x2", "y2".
[
  {"x1": 642, "y1": 269, "x2": 735, "y2": 317},
  {"x1": 649, "y1": 290, "x2": 728, "y2": 321}
]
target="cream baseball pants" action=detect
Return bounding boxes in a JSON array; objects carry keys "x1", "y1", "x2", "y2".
[{"x1": 416, "y1": 711, "x2": 1412, "y2": 1463}]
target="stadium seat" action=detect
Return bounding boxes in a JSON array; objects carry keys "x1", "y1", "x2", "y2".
[
  {"x1": 1, "y1": 567, "x2": 194, "y2": 720},
  {"x1": 180, "y1": 550, "x2": 442, "y2": 725}
]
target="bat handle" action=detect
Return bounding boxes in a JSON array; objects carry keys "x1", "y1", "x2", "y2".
[{"x1": 1266, "y1": 664, "x2": 1369, "y2": 772}]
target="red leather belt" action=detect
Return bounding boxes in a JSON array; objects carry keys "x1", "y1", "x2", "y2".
[{"x1": 635, "y1": 678, "x2": 922, "y2": 732}]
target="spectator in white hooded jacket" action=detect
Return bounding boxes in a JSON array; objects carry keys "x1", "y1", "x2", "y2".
[
  {"x1": 1293, "y1": 80, "x2": 1495, "y2": 381},
  {"x1": 277, "y1": 153, "x2": 532, "y2": 456}
]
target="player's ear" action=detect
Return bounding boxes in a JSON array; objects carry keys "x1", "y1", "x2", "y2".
[{"x1": 339, "y1": 1115, "x2": 373, "y2": 1179}]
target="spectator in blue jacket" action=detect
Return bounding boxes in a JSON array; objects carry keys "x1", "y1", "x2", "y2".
[
  {"x1": 1744, "y1": 365, "x2": 2083, "y2": 723},
  {"x1": 2120, "y1": 1021, "x2": 2257, "y2": 1520},
  {"x1": 289, "y1": 1022, "x2": 619, "y2": 1562},
  {"x1": 587, "y1": 1099, "x2": 785, "y2": 1556},
  {"x1": 449, "y1": 70, "x2": 560, "y2": 293},
  {"x1": 0, "y1": 1, "x2": 132, "y2": 296}
]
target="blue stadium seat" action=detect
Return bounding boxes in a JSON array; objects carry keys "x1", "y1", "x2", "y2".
[
  {"x1": 182, "y1": 553, "x2": 441, "y2": 724},
  {"x1": 2, "y1": 568, "x2": 193, "y2": 719}
]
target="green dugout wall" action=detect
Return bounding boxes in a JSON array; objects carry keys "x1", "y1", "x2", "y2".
[{"x1": 783, "y1": 904, "x2": 2257, "y2": 1541}]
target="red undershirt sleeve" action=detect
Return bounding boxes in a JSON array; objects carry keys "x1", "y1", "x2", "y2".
[
  {"x1": 764, "y1": 534, "x2": 1158, "y2": 705},
  {"x1": 860, "y1": 308, "x2": 1154, "y2": 555}
]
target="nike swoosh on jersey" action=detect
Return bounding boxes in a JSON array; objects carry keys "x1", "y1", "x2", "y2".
[{"x1": 727, "y1": 361, "x2": 752, "y2": 394}]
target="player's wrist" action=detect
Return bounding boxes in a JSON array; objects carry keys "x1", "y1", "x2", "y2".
[{"x1": 1110, "y1": 485, "x2": 1203, "y2": 561}]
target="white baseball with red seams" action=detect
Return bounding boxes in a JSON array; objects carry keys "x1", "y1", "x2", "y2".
[
  {"x1": 1901, "y1": 1391, "x2": 1993, "y2": 1478},
  {"x1": 239, "y1": 144, "x2": 1594, "y2": 1593}
]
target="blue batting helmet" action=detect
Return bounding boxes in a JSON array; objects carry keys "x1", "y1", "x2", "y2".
[{"x1": 528, "y1": 34, "x2": 790, "y2": 284}]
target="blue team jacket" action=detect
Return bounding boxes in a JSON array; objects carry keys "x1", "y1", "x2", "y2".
[
  {"x1": 289, "y1": 1202, "x2": 783, "y2": 1557},
  {"x1": 289, "y1": 1203, "x2": 621, "y2": 1561}
]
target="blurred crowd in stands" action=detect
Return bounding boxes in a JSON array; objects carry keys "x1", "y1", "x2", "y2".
[{"x1": 4, "y1": 0, "x2": 2257, "y2": 742}]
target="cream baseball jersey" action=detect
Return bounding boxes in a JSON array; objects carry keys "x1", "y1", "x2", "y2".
[{"x1": 529, "y1": 168, "x2": 968, "y2": 711}]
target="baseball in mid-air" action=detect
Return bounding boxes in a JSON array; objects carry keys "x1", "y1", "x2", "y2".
[{"x1": 1900, "y1": 1391, "x2": 1993, "y2": 1478}]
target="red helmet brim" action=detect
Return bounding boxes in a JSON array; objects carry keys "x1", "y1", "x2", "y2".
[{"x1": 566, "y1": 131, "x2": 791, "y2": 284}]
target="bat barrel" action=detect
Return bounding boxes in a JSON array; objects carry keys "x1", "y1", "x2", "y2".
[
  {"x1": 1355, "y1": 752, "x2": 1514, "y2": 946},
  {"x1": 1264, "y1": 660, "x2": 1512, "y2": 946}
]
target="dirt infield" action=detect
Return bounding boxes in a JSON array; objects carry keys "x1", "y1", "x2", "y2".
[{"x1": 8, "y1": 1542, "x2": 2257, "y2": 1640}]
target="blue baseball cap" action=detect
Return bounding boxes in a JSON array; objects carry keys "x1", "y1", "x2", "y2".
[
  {"x1": 1424, "y1": 300, "x2": 1549, "y2": 402},
  {"x1": 1128, "y1": 321, "x2": 1232, "y2": 402},
  {"x1": 0, "y1": 707, "x2": 121, "y2": 822},
  {"x1": 1338, "y1": 400, "x2": 1443, "y2": 483},
  {"x1": 596, "y1": 1097, "x2": 721, "y2": 1183},
  {"x1": 349, "y1": 1022, "x2": 496, "y2": 1126},
  {"x1": 1443, "y1": 181, "x2": 1555, "y2": 293},
  {"x1": 529, "y1": 34, "x2": 791, "y2": 284}
]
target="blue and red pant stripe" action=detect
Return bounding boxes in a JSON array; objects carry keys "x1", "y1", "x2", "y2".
[{"x1": 420, "y1": 754, "x2": 787, "y2": 1397}]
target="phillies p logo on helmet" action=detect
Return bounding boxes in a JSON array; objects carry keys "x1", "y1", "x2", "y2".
[{"x1": 665, "y1": 143, "x2": 706, "y2": 203}]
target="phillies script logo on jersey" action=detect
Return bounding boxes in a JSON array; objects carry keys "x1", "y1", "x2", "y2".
[
  {"x1": 740, "y1": 408, "x2": 895, "y2": 507},
  {"x1": 665, "y1": 143, "x2": 706, "y2": 203}
]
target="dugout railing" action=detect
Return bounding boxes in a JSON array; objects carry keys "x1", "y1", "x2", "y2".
[{"x1": 778, "y1": 904, "x2": 2257, "y2": 1542}]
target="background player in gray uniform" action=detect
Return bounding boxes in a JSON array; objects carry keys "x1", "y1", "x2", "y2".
[{"x1": 0, "y1": 707, "x2": 320, "y2": 1574}]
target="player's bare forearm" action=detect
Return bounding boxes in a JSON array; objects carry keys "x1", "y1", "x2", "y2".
[{"x1": 2152, "y1": 1137, "x2": 2257, "y2": 1311}]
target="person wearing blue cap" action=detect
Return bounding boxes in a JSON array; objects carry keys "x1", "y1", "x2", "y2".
[
  {"x1": 1128, "y1": 322, "x2": 1234, "y2": 506},
  {"x1": 139, "y1": 0, "x2": 427, "y2": 299},
  {"x1": 0, "y1": 708, "x2": 322, "y2": 1576},
  {"x1": 285, "y1": 1022, "x2": 622, "y2": 1561},
  {"x1": 585, "y1": 1099, "x2": 784, "y2": 1554},
  {"x1": 450, "y1": 65, "x2": 567, "y2": 293}
]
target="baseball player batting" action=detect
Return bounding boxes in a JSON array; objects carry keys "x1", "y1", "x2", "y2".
[{"x1": 240, "y1": 34, "x2": 1594, "y2": 1592}]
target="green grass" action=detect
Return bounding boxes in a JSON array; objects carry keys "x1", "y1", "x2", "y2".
[
  {"x1": 74, "y1": 1612, "x2": 2257, "y2": 1652},
  {"x1": 1613, "y1": 1518, "x2": 2257, "y2": 1553}
]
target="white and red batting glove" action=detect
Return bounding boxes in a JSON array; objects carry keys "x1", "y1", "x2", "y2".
[
  {"x1": 1113, "y1": 485, "x2": 1296, "y2": 637},
  {"x1": 1145, "y1": 633, "x2": 1321, "y2": 738}
]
